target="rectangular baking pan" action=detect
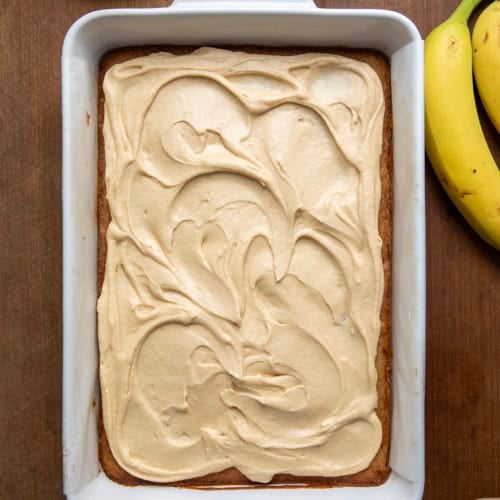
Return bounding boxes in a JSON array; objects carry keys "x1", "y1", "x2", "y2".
[{"x1": 62, "y1": 1, "x2": 425, "y2": 498}]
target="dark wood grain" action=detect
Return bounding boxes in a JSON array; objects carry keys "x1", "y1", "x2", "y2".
[{"x1": 0, "y1": 1, "x2": 498, "y2": 499}]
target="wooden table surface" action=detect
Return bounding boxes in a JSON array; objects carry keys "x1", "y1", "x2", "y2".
[{"x1": 1, "y1": 0, "x2": 499, "y2": 498}]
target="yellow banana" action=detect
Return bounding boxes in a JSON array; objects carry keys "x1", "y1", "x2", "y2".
[
  {"x1": 472, "y1": 0, "x2": 500, "y2": 133},
  {"x1": 425, "y1": 0, "x2": 500, "y2": 250}
]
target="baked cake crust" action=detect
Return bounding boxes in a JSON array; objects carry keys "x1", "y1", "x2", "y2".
[{"x1": 97, "y1": 46, "x2": 392, "y2": 488}]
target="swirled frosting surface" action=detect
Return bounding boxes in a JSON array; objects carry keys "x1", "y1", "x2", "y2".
[{"x1": 98, "y1": 47, "x2": 385, "y2": 483}]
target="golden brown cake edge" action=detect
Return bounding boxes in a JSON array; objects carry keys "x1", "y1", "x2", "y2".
[{"x1": 96, "y1": 45, "x2": 393, "y2": 489}]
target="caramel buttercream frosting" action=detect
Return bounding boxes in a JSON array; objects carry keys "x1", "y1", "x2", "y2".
[{"x1": 98, "y1": 47, "x2": 385, "y2": 483}]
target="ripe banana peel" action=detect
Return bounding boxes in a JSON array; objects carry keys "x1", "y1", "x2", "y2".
[
  {"x1": 425, "y1": 0, "x2": 500, "y2": 250},
  {"x1": 472, "y1": 0, "x2": 500, "y2": 133}
]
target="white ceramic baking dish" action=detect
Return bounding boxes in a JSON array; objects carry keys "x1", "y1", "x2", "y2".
[{"x1": 62, "y1": 0, "x2": 425, "y2": 498}]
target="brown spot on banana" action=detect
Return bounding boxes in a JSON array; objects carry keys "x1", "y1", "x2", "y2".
[
  {"x1": 448, "y1": 35, "x2": 460, "y2": 52},
  {"x1": 459, "y1": 191, "x2": 474, "y2": 198}
]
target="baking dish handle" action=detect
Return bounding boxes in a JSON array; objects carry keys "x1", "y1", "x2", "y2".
[{"x1": 170, "y1": 0, "x2": 317, "y2": 10}]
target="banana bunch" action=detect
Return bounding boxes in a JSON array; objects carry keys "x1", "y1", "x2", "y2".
[{"x1": 425, "y1": 0, "x2": 500, "y2": 250}]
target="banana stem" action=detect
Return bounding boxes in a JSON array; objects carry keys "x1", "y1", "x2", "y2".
[{"x1": 450, "y1": 0, "x2": 483, "y2": 23}]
